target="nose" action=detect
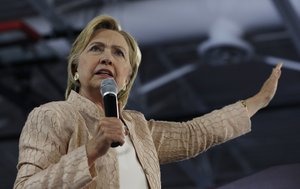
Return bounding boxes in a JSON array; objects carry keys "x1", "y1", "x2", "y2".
[
  {"x1": 100, "y1": 49, "x2": 113, "y2": 65},
  {"x1": 100, "y1": 58, "x2": 112, "y2": 65}
]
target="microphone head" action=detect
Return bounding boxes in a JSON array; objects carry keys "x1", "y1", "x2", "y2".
[{"x1": 100, "y1": 78, "x2": 118, "y2": 96}]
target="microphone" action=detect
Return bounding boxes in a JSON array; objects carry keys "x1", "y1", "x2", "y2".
[{"x1": 100, "y1": 78, "x2": 120, "y2": 148}]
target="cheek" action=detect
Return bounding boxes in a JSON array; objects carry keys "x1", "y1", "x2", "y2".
[
  {"x1": 77, "y1": 55, "x2": 85, "y2": 72},
  {"x1": 77, "y1": 55, "x2": 94, "y2": 75},
  {"x1": 116, "y1": 65, "x2": 132, "y2": 85}
]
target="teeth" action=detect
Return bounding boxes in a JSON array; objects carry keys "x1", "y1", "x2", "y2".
[{"x1": 97, "y1": 70, "x2": 112, "y2": 76}]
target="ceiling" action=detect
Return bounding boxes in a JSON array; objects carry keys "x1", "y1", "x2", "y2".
[{"x1": 0, "y1": 0, "x2": 300, "y2": 188}]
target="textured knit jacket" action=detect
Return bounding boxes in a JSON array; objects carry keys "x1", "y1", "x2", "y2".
[{"x1": 14, "y1": 90, "x2": 251, "y2": 189}]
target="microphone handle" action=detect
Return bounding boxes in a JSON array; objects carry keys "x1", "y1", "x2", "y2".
[{"x1": 103, "y1": 93, "x2": 120, "y2": 148}]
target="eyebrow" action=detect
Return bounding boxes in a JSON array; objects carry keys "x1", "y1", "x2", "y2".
[{"x1": 88, "y1": 41, "x2": 127, "y2": 53}]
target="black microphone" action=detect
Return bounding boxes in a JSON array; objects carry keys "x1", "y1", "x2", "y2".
[{"x1": 100, "y1": 78, "x2": 120, "y2": 148}]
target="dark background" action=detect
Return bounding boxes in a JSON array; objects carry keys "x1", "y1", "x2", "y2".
[{"x1": 0, "y1": 0, "x2": 299, "y2": 188}]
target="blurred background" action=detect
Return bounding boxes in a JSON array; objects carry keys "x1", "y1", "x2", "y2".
[{"x1": 0, "y1": 0, "x2": 300, "y2": 188}]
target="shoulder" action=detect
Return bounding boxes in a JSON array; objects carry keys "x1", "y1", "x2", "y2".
[
  {"x1": 30, "y1": 100, "x2": 76, "y2": 117},
  {"x1": 21, "y1": 101, "x2": 75, "y2": 147},
  {"x1": 25, "y1": 100, "x2": 78, "y2": 132},
  {"x1": 123, "y1": 109, "x2": 147, "y2": 122},
  {"x1": 41, "y1": 100, "x2": 73, "y2": 111},
  {"x1": 123, "y1": 109, "x2": 145, "y2": 117}
]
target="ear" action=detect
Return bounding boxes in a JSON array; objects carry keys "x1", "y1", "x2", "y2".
[
  {"x1": 124, "y1": 77, "x2": 131, "y2": 90},
  {"x1": 121, "y1": 83, "x2": 127, "y2": 91},
  {"x1": 126, "y1": 78, "x2": 130, "y2": 85},
  {"x1": 126, "y1": 71, "x2": 132, "y2": 85},
  {"x1": 74, "y1": 72, "x2": 79, "y2": 81}
]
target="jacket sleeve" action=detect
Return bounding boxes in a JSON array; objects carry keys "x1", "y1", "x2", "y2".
[
  {"x1": 14, "y1": 106, "x2": 95, "y2": 189},
  {"x1": 147, "y1": 101, "x2": 251, "y2": 164}
]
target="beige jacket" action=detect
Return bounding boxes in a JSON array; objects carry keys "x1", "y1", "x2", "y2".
[{"x1": 14, "y1": 90, "x2": 251, "y2": 189}]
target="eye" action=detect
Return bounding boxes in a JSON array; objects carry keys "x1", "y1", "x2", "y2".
[
  {"x1": 89, "y1": 45, "x2": 103, "y2": 52},
  {"x1": 115, "y1": 49, "x2": 125, "y2": 57}
]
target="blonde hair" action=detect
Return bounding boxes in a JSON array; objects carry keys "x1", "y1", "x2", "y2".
[{"x1": 65, "y1": 15, "x2": 142, "y2": 108}]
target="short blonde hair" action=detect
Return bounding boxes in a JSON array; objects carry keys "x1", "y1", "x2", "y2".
[{"x1": 65, "y1": 15, "x2": 142, "y2": 108}]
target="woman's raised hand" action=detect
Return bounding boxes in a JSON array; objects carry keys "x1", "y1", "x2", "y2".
[{"x1": 245, "y1": 63, "x2": 282, "y2": 117}]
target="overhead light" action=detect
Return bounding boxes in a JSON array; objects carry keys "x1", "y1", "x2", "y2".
[{"x1": 198, "y1": 18, "x2": 253, "y2": 65}]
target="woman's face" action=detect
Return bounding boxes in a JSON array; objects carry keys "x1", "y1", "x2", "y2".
[{"x1": 77, "y1": 29, "x2": 132, "y2": 97}]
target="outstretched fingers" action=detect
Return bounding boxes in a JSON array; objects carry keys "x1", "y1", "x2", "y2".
[{"x1": 259, "y1": 63, "x2": 283, "y2": 107}]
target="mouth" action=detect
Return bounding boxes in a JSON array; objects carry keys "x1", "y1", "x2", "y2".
[{"x1": 95, "y1": 69, "x2": 114, "y2": 78}]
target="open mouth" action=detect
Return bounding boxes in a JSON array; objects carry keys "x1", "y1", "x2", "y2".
[{"x1": 95, "y1": 69, "x2": 114, "y2": 78}]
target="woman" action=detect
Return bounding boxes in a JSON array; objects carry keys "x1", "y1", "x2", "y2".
[{"x1": 14, "y1": 15, "x2": 282, "y2": 189}]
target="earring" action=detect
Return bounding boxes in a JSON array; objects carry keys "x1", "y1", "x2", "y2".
[{"x1": 74, "y1": 72, "x2": 79, "y2": 81}]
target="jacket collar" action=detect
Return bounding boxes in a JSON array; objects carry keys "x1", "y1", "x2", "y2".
[
  {"x1": 66, "y1": 90, "x2": 132, "y2": 131},
  {"x1": 67, "y1": 90, "x2": 104, "y2": 120}
]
